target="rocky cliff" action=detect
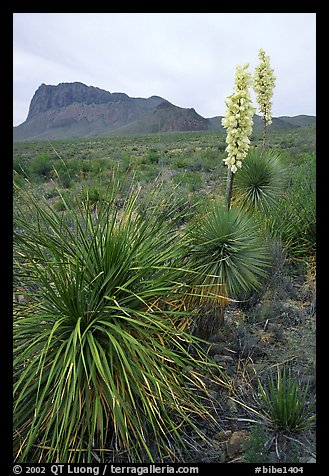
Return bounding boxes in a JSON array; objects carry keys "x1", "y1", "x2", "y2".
[
  {"x1": 14, "y1": 82, "x2": 210, "y2": 141},
  {"x1": 13, "y1": 82, "x2": 316, "y2": 141}
]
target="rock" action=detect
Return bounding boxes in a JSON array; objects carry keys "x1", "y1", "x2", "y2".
[
  {"x1": 208, "y1": 390, "x2": 219, "y2": 400},
  {"x1": 208, "y1": 343, "x2": 225, "y2": 356},
  {"x1": 200, "y1": 443, "x2": 227, "y2": 463},
  {"x1": 226, "y1": 430, "x2": 250, "y2": 458},
  {"x1": 221, "y1": 355, "x2": 235, "y2": 364},
  {"x1": 300, "y1": 456, "x2": 316, "y2": 463},
  {"x1": 218, "y1": 449, "x2": 227, "y2": 463},
  {"x1": 213, "y1": 354, "x2": 234, "y2": 365},
  {"x1": 226, "y1": 398, "x2": 238, "y2": 413},
  {"x1": 213, "y1": 354, "x2": 224, "y2": 363},
  {"x1": 213, "y1": 430, "x2": 232, "y2": 442}
]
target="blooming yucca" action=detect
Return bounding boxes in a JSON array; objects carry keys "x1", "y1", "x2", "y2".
[
  {"x1": 221, "y1": 63, "x2": 255, "y2": 174},
  {"x1": 253, "y1": 49, "x2": 276, "y2": 145}
]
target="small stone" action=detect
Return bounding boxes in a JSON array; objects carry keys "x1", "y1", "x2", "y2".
[
  {"x1": 219, "y1": 450, "x2": 227, "y2": 463},
  {"x1": 213, "y1": 430, "x2": 232, "y2": 442},
  {"x1": 226, "y1": 398, "x2": 238, "y2": 413},
  {"x1": 208, "y1": 343, "x2": 225, "y2": 356},
  {"x1": 213, "y1": 354, "x2": 224, "y2": 363},
  {"x1": 227, "y1": 430, "x2": 250, "y2": 458},
  {"x1": 208, "y1": 390, "x2": 219, "y2": 400}
]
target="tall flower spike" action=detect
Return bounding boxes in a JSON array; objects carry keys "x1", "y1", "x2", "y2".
[
  {"x1": 221, "y1": 63, "x2": 255, "y2": 174},
  {"x1": 253, "y1": 49, "x2": 276, "y2": 146}
]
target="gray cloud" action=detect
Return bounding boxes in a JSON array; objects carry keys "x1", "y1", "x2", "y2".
[{"x1": 13, "y1": 12, "x2": 316, "y2": 126}]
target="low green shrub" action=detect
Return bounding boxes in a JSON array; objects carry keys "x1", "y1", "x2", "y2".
[
  {"x1": 257, "y1": 365, "x2": 316, "y2": 433},
  {"x1": 243, "y1": 424, "x2": 268, "y2": 463},
  {"x1": 28, "y1": 153, "x2": 54, "y2": 181},
  {"x1": 172, "y1": 171, "x2": 203, "y2": 192},
  {"x1": 258, "y1": 153, "x2": 315, "y2": 259}
]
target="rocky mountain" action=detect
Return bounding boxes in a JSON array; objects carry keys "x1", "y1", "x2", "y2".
[
  {"x1": 208, "y1": 114, "x2": 316, "y2": 132},
  {"x1": 13, "y1": 82, "x2": 316, "y2": 141}
]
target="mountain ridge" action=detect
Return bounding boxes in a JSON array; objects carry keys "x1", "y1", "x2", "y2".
[{"x1": 13, "y1": 82, "x2": 316, "y2": 141}]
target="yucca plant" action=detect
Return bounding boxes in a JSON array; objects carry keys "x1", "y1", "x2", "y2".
[
  {"x1": 184, "y1": 201, "x2": 269, "y2": 338},
  {"x1": 258, "y1": 365, "x2": 316, "y2": 433},
  {"x1": 233, "y1": 147, "x2": 286, "y2": 213},
  {"x1": 13, "y1": 184, "x2": 225, "y2": 463},
  {"x1": 259, "y1": 156, "x2": 316, "y2": 260}
]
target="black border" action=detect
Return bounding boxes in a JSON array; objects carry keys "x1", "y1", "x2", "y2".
[{"x1": 7, "y1": 5, "x2": 321, "y2": 472}]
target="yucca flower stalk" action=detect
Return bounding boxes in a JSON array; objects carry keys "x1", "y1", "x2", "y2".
[
  {"x1": 13, "y1": 184, "x2": 225, "y2": 463},
  {"x1": 253, "y1": 49, "x2": 276, "y2": 148},
  {"x1": 221, "y1": 63, "x2": 256, "y2": 209}
]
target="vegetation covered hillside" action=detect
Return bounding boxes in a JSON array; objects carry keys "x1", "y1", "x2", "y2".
[{"x1": 13, "y1": 125, "x2": 316, "y2": 464}]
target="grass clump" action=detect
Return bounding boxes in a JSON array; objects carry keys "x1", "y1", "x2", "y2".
[
  {"x1": 13, "y1": 183, "x2": 225, "y2": 463},
  {"x1": 257, "y1": 365, "x2": 316, "y2": 434}
]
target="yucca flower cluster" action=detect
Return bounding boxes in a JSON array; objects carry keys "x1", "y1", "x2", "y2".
[
  {"x1": 221, "y1": 63, "x2": 255, "y2": 173},
  {"x1": 253, "y1": 48, "x2": 276, "y2": 127}
]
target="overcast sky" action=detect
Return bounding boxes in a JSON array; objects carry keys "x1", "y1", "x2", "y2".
[{"x1": 13, "y1": 12, "x2": 316, "y2": 127}]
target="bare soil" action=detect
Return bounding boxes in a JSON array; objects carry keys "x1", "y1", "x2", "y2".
[{"x1": 189, "y1": 257, "x2": 316, "y2": 464}]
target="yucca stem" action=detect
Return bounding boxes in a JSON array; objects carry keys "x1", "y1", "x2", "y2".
[
  {"x1": 225, "y1": 167, "x2": 234, "y2": 210},
  {"x1": 207, "y1": 306, "x2": 225, "y2": 338},
  {"x1": 262, "y1": 119, "x2": 269, "y2": 150},
  {"x1": 193, "y1": 305, "x2": 225, "y2": 340}
]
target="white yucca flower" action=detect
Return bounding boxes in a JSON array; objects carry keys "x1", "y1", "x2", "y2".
[
  {"x1": 253, "y1": 49, "x2": 276, "y2": 127},
  {"x1": 221, "y1": 63, "x2": 255, "y2": 173}
]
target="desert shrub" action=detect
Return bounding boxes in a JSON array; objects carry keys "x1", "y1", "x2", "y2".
[
  {"x1": 259, "y1": 153, "x2": 315, "y2": 259},
  {"x1": 119, "y1": 154, "x2": 133, "y2": 172},
  {"x1": 243, "y1": 424, "x2": 268, "y2": 463},
  {"x1": 134, "y1": 163, "x2": 159, "y2": 184},
  {"x1": 257, "y1": 365, "x2": 316, "y2": 433},
  {"x1": 52, "y1": 190, "x2": 75, "y2": 211},
  {"x1": 171, "y1": 156, "x2": 191, "y2": 170},
  {"x1": 172, "y1": 171, "x2": 203, "y2": 192},
  {"x1": 13, "y1": 158, "x2": 30, "y2": 179},
  {"x1": 28, "y1": 153, "x2": 54, "y2": 181},
  {"x1": 13, "y1": 170, "x2": 28, "y2": 189},
  {"x1": 147, "y1": 148, "x2": 159, "y2": 164}
]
